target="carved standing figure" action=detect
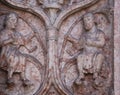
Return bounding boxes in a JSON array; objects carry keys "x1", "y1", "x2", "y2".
[
  {"x1": 66, "y1": 13, "x2": 105, "y2": 85},
  {"x1": 0, "y1": 13, "x2": 35, "y2": 86}
]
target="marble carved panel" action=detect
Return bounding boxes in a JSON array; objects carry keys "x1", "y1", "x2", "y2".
[{"x1": 0, "y1": 0, "x2": 114, "y2": 95}]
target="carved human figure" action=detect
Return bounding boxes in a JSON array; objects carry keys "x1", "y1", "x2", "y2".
[
  {"x1": 0, "y1": 13, "x2": 35, "y2": 86},
  {"x1": 66, "y1": 13, "x2": 105, "y2": 85}
]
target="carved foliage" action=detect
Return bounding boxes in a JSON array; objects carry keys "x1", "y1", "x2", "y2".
[{"x1": 0, "y1": 0, "x2": 114, "y2": 95}]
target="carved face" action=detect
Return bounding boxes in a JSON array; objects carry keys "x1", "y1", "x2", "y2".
[
  {"x1": 83, "y1": 13, "x2": 95, "y2": 30},
  {"x1": 6, "y1": 13, "x2": 18, "y2": 29}
]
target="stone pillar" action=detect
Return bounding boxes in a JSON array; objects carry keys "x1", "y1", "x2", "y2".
[
  {"x1": 114, "y1": 0, "x2": 120, "y2": 95},
  {"x1": 47, "y1": 26, "x2": 58, "y2": 78}
]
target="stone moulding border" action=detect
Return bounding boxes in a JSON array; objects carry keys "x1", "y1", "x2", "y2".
[{"x1": 114, "y1": 0, "x2": 120, "y2": 95}]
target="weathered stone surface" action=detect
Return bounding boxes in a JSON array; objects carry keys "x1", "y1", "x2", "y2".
[
  {"x1": 0, "y1": 0, "x2": 116, "y2": 95},
  {"x1": 114, "y1": 0, "x2": 120, "y2": 95}
]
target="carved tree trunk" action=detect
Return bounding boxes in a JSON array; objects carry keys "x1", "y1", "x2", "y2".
[{"x1": 0, "y1": 0, "x2": 116, "y2": 95}]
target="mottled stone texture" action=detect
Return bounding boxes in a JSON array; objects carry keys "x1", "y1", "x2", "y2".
[
  {"x1": 114, "y1": 0, "x2": 120, "y2": 95},
  {"x1": 0, "y1": 0, "x2": 116, "y2": 95}
]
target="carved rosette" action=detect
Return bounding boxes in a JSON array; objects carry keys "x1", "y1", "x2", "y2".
[{"x1": 0, "y1": 0, "x2": 114, "y2": 95}]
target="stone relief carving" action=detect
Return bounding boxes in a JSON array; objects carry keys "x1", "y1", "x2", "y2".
[
  {"x1": 65, "y1": 13, "x2": 106, "y2": 85},
  {"x1": 0, "y1": 12, "x2": 45, "y2": 95},
  {"x1": 0, "y1": 12, "x2": 35, "y2": 86},
  {"x1": 61, "y1": 12, "x2": 112, "y2": 95},
  {"x1": 0, "y1": 0, "x2": 114, "y2": 95}
]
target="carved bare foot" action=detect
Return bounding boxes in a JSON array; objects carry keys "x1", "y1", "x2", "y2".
[
  {"x1": 75, "y1": 78, "x2": 82, "y2": 85},
  {"x1": 23, "y1": 79, "x2": 33, "y2": 86},
  {"x1": 93, "y1": 72, "x2": 98, "y2": 79},
  {"x1": 94, "y1": 77, "x2": 103, "y2": 87},
  {"x1": 75, "y1": 75, "x2": 84, "y2": 85},
  {"x1": 7, "y1": 78, "x2": 15, "y2": 86}
]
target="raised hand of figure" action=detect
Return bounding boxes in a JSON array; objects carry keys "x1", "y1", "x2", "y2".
[{"x1": 65, "y1": 34, "x2": 77, "y2": 44}]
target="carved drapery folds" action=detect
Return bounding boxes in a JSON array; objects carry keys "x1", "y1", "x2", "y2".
[{"x1": 0, "y1": 0, "x2": 114, "y2": 95}]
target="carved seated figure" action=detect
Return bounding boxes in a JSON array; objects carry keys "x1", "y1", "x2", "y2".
[
  {"x1": 0, "y1": 13, "x2": 36, "y2": 86},
  {"x1": 66, "y1": 13, "x2": 105, "y2": 85}
]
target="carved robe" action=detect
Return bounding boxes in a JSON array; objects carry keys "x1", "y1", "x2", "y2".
[
  {"x1": 77, "y1": 29, "x2": 105, "y2": 74},
  {"x1": 0, "y1": 30, "x2": 26, "y2": 72}
]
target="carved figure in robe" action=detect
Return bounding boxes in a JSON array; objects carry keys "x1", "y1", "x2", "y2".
[
  {"x1": 66, "y1": 13, "x2": 105, "y2": 85},
  {"x1": 0, "y1": 13, "x2": 36, "y2": 85}
]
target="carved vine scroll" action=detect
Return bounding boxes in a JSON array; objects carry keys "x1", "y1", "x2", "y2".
[{"x1": 0, "y1": 0, "x2": 114, "y2": 95}]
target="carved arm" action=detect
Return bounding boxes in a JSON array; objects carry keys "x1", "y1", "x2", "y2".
[
  {"x1": 1, "y1": 39, "x2": 13, "y2": 47},
  {"x1": 0, "y1": 33, "x2": 14, "y2": 47},
  {"x1": 24, "y1": 32, "x2": 35, "y2": 44},
  {"x1": 86, "y1": 32, "x2": 105, "y2": 48},
  {"x1": 65, "y1": 34, "x2": 78, "y2": 44}
]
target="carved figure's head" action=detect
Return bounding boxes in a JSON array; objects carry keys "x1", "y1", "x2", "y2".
[
  {"x1": 83, "y1": 13, "x2": 95, "y2": 30},
  {"x1": 5, "y1": 13, "x2": 18, "y2": 29}
]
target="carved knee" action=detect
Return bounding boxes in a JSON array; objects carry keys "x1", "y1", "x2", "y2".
[{"x1": 94, "y1": 54, "x2": 104, "y2": 72}]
